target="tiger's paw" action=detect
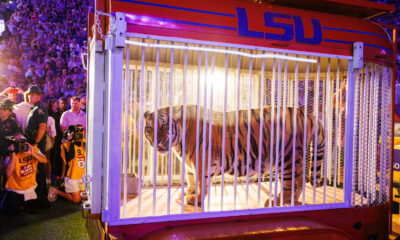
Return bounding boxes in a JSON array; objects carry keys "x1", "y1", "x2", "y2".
[
  {"x1": 264, "y1": 196, "x2": 282, "y2": 207},
  {"x1": 175, "y1": 190, "x2": 195, "y2": 202},
  {"x1": 264, "y1": 199, "x2": 275, "y2": 207},
  {"x1": 185, "y1": 194, "x2": 202, "y2": 206}
]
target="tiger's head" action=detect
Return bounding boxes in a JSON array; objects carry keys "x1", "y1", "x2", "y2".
[{"x1": 144, "y1": 107, "x2": 180, "y2": 154}]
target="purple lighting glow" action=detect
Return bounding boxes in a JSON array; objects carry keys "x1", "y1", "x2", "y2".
[{"x1": 125, "y1": 13, "x2": 176, "y2": 28}]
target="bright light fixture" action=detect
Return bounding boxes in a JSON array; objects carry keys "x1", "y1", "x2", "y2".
[{"x1": 125, "y1": 40, "x2": 317, "y2": 63}]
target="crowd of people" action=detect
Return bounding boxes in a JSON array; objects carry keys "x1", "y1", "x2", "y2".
[
  {"x1": 0, "y1": 0, "x2": 91, "y2": 215},
  {"x1": 0, "y1": 0, "x2": 91, "y2": 97}
]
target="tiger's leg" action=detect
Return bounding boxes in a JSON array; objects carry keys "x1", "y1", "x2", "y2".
[
  {"x1": 281, "y1": 173, "x2": 295, "y2": 206},
  {"x1": 293, "y1": 153, "x2": 305, "y2": 205},
  {"x1": 281, "y1": 151, "x2": 308, "y2": 206},
  {"x1": 264, "y1": 171, "x2": 286, "y2": 207},
  {"x1": 264, "y1": 155, "x2": 302, "y2": 207},
  {"x1": 175, "y1": 168, "x2": 196, "y2": 202},
  {"x1": 185, "y1": 153, "x2": 207, "y2": 206},
  {"x1": 185, "y1": 168, "x2": 196, "y2": 195}
]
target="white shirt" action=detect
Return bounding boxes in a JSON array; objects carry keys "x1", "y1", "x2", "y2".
[
  {"x1": 13, "y1": 102, "x2": 33, "y2": 132},
  {"x1": 60, "y1": 109, "x2": 86, "y2": 130},
  {"x1": 47, "y1": 116, "x2": 56, "y2": 137}
]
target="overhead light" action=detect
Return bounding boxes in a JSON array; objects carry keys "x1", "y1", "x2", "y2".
[{"x1": 125, "y1": 40, "x2": 317, "y2": 63}]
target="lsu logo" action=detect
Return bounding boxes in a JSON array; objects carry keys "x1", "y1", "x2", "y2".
[
  {"x1": 236, "y1": 7, "x2": 322, "y2": 45},
  {"x1": 77, "y1": 156, "x2": 86, "y2": 168}
]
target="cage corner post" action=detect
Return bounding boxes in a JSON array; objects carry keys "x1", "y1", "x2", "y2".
[
  {"x1": 86, "y1": 38, "x2": 105, "y2": 217},
  {"x1": 86, "y1": 0, "x2": 110, "y2": 220},
  {"x1": 344, "y1": 43, "x2": 361, "y2": 206},
  {"x1": 102, "y1": 13, "x2": 126, "y2": 223}
]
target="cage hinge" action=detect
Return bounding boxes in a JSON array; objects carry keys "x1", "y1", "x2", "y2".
[
  {"x1": 95, "y1": 40, "x2": 103, "y2": 52},
  {"x1": 82, "y1": 200, "x2": 92, "y2": 210},
  {"x1": 81, "y1": 201, "x2": 92, "y2": 218},
  {"x1": 352, "y1": 42, "x2": 364, "y2": 71},
  {"x1": 114, "y1": 12, "x2": 127, "y2": 48},
  {"x1": 104, "y1": 34, "x2": 113, "y2": 50}
]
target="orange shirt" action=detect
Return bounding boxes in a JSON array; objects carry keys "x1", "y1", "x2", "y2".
[
  {"x1": 6, "y1": 147, "x2": 39, "y2": 191},
  {"x1": 61, "y1": 141, "x2": 86, "y2": 180}
]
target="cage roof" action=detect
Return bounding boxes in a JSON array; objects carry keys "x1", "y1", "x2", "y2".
[{"x1": 103, "y1": 0, "x2": 395, "y2": 65}]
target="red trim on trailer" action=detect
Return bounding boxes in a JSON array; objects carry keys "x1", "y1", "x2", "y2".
[
  {"x1": 88, "y1": 12, "x2": 94, "y2": 41},
  {"x1": 110, "y1": 0, "x2": 394, "y2": 65},
  {"x1": 268, "y1": 0, "x2": 395, "y2": 19}
]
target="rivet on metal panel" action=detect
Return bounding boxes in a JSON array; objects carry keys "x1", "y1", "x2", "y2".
[
  {"x1": 352, "y1": 42, "x2": 364, "y2": 71},
  {"x1": 115, "y1": 12, "x2": 127, "y2": 48}
]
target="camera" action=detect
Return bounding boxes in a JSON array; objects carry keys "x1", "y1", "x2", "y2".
[
  {"x1": 63, "y1": 125, "x2": 85, "y2": 141},
  {"x1": 4, "y1": 136, "x2": 29, "y2": 154}
]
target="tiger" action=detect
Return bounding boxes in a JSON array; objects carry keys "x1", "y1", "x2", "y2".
[{"x1": 144, "y1": 105, "x2": 325, "y2": 207}]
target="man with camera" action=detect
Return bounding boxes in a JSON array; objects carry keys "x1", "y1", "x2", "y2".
[
  {"x1": 48, "y1": 125, "x2": 85, "y2": 203},
  {"x1": 0, "y1": 134, "x2": 47, "y2": 215}
]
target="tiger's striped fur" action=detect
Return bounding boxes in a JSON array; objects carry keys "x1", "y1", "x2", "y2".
[{"x1": 144, "y1": 105, "x2": 325, "y2": 207}]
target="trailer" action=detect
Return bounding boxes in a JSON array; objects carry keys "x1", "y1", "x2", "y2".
[{"x1": 85, "y1": 0, "x2": 397, "y2": 239}]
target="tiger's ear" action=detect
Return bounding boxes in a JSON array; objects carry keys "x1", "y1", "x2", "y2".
[{"x1": 144, "y1": 111, "x2": 150, "y2": 118}]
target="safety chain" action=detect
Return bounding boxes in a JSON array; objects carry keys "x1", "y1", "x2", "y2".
[{"x1": 95, "y1": 11, "x2": 115, "y2": 39}]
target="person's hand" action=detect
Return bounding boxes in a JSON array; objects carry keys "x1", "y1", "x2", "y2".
[
  {"x1": 7, "y1": 144, "x2": 14, "y2": 152},
  {"x1": 3, "y1": 87, "x2": 14, "y2": 94},
  {"x1": 27, "y1": 143, "x2": 33, "y2": 155},
  {"x1": 16, "y1": 87, "x2": 24, "y2": 94}
]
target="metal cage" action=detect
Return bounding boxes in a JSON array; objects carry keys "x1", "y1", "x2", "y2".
[{"x1": 86, "y1": 11, "x2": 393, "y2": 227}]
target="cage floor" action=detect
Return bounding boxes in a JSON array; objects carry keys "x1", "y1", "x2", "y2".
[{"x1": 120, "y1": 182, "x2": 346, "y2": 218}]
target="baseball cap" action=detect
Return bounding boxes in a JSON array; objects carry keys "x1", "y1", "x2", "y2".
[
  {"x1": 26, "y1": 85, "x2": 42, "y2": 95},
  {"x1": 0, "y1": 98, "x2": 14, "y2": 110}
]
